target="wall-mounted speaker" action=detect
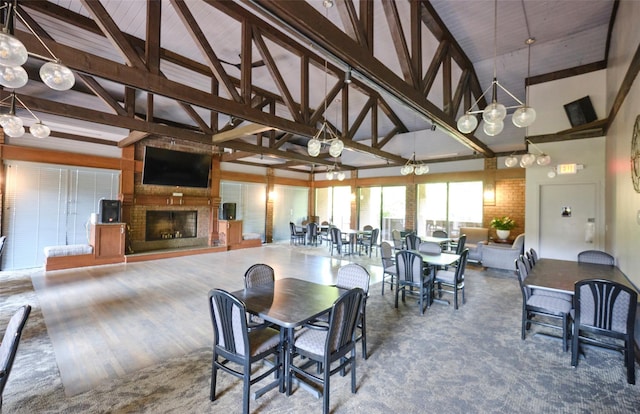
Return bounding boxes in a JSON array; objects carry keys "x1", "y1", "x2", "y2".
[
  {"x1": 100, "y1": 199, "x2": 121, "y2": 223},
  {"x1": 222, "y1": 202, "x2": 236, "y2": 220},
  {"x1": 563, "y1": 96, "x2": 597, "y2": 127}
]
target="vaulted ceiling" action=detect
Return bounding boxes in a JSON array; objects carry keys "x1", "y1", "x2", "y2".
[{"x1": 2, "y1": 0, "x2": 616, "y2": 173}]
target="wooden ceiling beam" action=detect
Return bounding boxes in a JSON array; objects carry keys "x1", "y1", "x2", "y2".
[{"x1": 212, "y1": 123, "x2": 274, "y2": 144}]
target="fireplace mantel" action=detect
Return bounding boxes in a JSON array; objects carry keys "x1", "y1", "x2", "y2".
[{"x1": 134, "y1": 194, "x2": 211, "y2": 206}]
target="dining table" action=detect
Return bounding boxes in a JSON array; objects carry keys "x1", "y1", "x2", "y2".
[
  {"x1": 231, "y1": 278, "x2": 343, "y2": 397},
  {"x1": 410, "y1": 250, "x2": 461, "y2": 306},
  {"x1": 526, "y1": 258, "x2": 639, "y2": 299}
]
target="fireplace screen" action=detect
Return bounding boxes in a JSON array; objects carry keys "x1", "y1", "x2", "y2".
[{"x1": 146, "y1": 211, "x2": 197, "y2": 241}]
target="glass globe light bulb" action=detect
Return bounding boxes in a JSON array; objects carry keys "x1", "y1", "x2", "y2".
[
  {"x1": 457, "y1": 113, "x2": 478, "y2": 134},
  {"x1": 415, "y1": 164, "x2": 429, "y2": 175},
  {"x1": 326, "y1": 170, "x2": 334, "y2": 180},
  {"x1": 307, "y1": 138, "x2": 321, "y2": 156},
  {"x1": 0, "y1": 32, "x2": 28, "y2": 67},
  {"x1": 40, "y1": 61, "x2": 75, "y2": 91},
  {"x1": 536, "y1": 154, "x2": 551, "y2": 166},
  {"x1": 0, "y1": 65, "x2": 27, "y2": 88},
  {"x1": 30, "y1": 122, "x2": 51, "y2": 139},
  {"x1": 520, "y1": 153, "x2": 537, "y2": 167},
  {"x1": 512, "y1": 106, "x2": 537, "y2": 128},
  {"x1": 4, "y1": 125, "x2": 24, "y2": 137},
  {"x1": 323, "y1": 0, "x2": 334, "y2": 8},
  {"x1": 483, "y1": 120, "x2": 504, "y2": 136},
  {"x1": 504, "y1": 156, "x2": 519, "y2": 168},
  {"x1": 336, "y1": 171, "x2": 345, "y2": 181},
  {"x1": 329, "y1": 139, "x2": 344, "y2": 158},
  {"x1": 482, "y1": 102, "x2": 507, "y2": 123},
  {"x1": 0, "y1": 114, "x2": 22, "y2": 130}
]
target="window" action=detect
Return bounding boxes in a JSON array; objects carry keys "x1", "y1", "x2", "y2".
[
  {"x1": 220, "y1": 181, "x2": 266, "y2": 241},
  {"x1": 273, "y1": 185, "x2": 309, "y2": 241},
  {"x1": 3, "y1": 161, "x2": 120, "y2": 270},
  {"x1": 417, "y1": 181, "x2": 483, "y2": 238},
  {"x1": 315, "y1": 186, "x2": 351, "y2": 229},
  {"x1": 358, "y1": 186, "x2": 406, "y2": 241}
]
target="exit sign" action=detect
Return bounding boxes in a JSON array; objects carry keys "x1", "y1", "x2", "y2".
[{"x1": 557, "y1": 163, "x2": 577, "y2": 174}]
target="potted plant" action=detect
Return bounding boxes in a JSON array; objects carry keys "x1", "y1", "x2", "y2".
[{"x1": 490, "y1": 216, "x2": 516, "y2": 240}]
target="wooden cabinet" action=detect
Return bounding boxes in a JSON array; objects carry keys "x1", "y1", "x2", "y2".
[
  {"x1": 91, "y1": 223, "x2": 126, "y2": 263},
  {"x1": 219, "y1": 220, "x2": 242, "y2": 247}
]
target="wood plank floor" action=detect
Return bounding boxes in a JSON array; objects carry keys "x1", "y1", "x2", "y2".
[{"x1": 30, "y1": 243, "x2": 383, "y2": 396}]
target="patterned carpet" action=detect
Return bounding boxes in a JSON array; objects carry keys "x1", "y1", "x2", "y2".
[{"x1": 1, "y1": 243, "x2": 639, "y2": 413}]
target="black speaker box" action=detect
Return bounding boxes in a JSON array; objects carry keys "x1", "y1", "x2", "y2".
[
  {"x1": 100, "y1": 199, "x2": 121, "y2": 223},
  {"x1": 563, "y1": 96, "x2": 597, "y2": 127},
  {"x1": 222, "y1": 203, "x2": 236, "y2": 220}
]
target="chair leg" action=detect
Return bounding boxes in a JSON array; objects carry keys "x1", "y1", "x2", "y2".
[
  {"x1": 243, "y1": 370, "x2": 250, "y2": 414},
  {"x1": 351, "y1": 350, "x2": 357, "y2": 393},
  {"x1": 626, "y1": 338, "x2": 636, "y2": 384},
  {"x1": 561, "y1": 313, "x2": 568, "y2": 352},
  {"x1": 210, "y1": 355, "x2": 218, "y2": 401},
  {"x1": 521, "y1": 307, "x2": 527, "y2": 340},
  {"x1": 361, "y1": 313, "x2": 367, "y2": 360},
  {"x1": 571, "y1": 325, "x2": 579, "y2": 367},
  {"x1": 323, "y1": 361, "x2": 330, "y2": 414}
]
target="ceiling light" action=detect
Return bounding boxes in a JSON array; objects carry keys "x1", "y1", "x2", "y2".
[
  {"x1": 0, "y1": 92, "x2": 51, "y2": 139},
  {"x1": 456, "y1": 0, "x2": 536, "y2": 136},
  {"x1": 400, "y1": 153, "x2": 429, "y2": 176},
  {"x1": 325, "y1": 162, "x2": 345, "y2": 181},
  {"x1": 504, "y1": 140, "x2": 551, "y2": 169},
  {"x1": 0, "y1": 3, "x2": 75, "y2": 91},
  {"x1": 344, "y1": 67, "x2": 352, "y2": 84}
]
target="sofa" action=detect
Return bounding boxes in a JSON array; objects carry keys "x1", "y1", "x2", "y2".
[
  {"x1": 480, "y1": 233, "x2": 525, "y2": 271},
  {"x1": 458, "y1": 227, "x2": 489, "y2": 262}
]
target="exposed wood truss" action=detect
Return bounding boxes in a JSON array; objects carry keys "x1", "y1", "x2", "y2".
[{"x1": 11, "y1": 0, "x2": 494, "y2": 172}]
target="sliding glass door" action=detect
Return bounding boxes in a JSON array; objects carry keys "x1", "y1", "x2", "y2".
[
  {"x1": 417, "y1": 181, "x2": 483, "y2": 238},
  {"x1": 358, "y1": 186, "x2": 406, "y2": 241}
]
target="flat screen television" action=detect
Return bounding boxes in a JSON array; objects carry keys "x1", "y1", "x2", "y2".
[{"x1": 142, "y1": 146, "x2": 211, "y2": 188}]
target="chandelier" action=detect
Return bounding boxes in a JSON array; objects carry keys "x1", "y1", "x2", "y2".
[
  {"x1": 0, "y1": 92, "x2": 50, "y2": 138},
  {"x1": 325, "y1": 162, "x2": 345, "y2": 181},
  {"x1": 456, "y1": 0, "x2": 536, "y2": 136},
  {"x1": 0, "y1": 1, "x2": 75, "y2": 90},
  {"x1": 504, "y1": 140, "x2": 550, "y2": 168},
  {"x1": 307, "y1": 0, "x2": 344, "y2": 159},
  {"x1": 400, "y1": 153, "x2": 429, "y2": 176}
]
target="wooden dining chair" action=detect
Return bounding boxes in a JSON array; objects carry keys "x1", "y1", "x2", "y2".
[
  {"x1": 395, "y1": 250, "x2": 432, "y2": 315},
  {"x1": 0, "y1": 305, "x2": 31, "y2": 410},
  {"x1": 335, "y1": 264, "x2": 370, "y2": 359},
  {"x1": 572, "y1": 279, "x2": 637, "y2": 384},
  {"x1": 380, "y1": 241, "x2": 397, "y2": 296},
  {"x1": 405, "y1": 233, "x2": 421, "y2": 250},
  {"x1": 577, "y1": 250, "x2": 615, "y2": 266},
  {"x1": 208, "y1": 289, "x2": 282, "y2": 414},
  {"x1": 515, "y1": 258, "x2": 572, "y2": 351},
  {"x1": 288, "y1": 288, "x2": 364, "y2": 414},
  {"x1": 434, "y1": 249, "x2": 469, "y2": 309}
]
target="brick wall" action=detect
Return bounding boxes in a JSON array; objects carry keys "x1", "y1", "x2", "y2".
[{"x1": 483, "y1": 178, "x2": 525, "y2": 240}]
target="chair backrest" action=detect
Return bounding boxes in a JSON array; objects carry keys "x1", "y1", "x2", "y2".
[
  {"x1": 0, "y1": 305, "x2": 31, "y2": 396},
  {"x1": 336, "y1": 263, "x2": 370, "y2": 295},
  {"x1": 515, "y1": 256, "x2": 531, "y2": 300},
  {"x1": 418, "y1": 241, "x2": 441, "y2": 255},
  {"x1": 529, "y1": 248, "x2": 538, "y2": 264},
  {"x1": 326, "y1": 288, "x2": 364, "y2": 355},
  {"x1": 362, "y1": 225, "x2": 373, "y2": 231},
  {"x1": 455, "y1": 234, "x2": 467, "y2": 255},
  {"x1": 208, "y1": 289, "x2": 250, "y2": 357},
  {"x1": 577, "y1": 250, "x2": 615, "y2": 266},
  {"x1": 574, "y1": 279, "x2": 637, "y2": 335},
  {"x1": 453, "y1": 249, "x2": 469, "y2": 284},
  {"x1": 0, "y1": 236, "x2": 6, "y2": 270},
  {"x1": 391, "y1": 230, "x2": 403, "y2": 249},
  {"x1": 522, "y1": 252, "x2": 533, "y2": 272},
  {"x1": 244, "y1": 264, "x2": 275, "y2": 288},
  {"x1": 330, "y1": 227, "x2": 342, "y2": 247},
  {"x1": 368, "y1": 228, "x2": 379, "y2": 245},
  {"x1": 433, "y1": 230, "x2": 448, "y2": 238},
  {"x1": 307, "y1": 222, "x2": 318, "y2": 236},
  {"x1": 380, "y1": 242, "x2": 394, "y2": 268},
  {"x1": 405, "y1": 234, "x2": 421, "y2": 250},
  {"x1": 289, "y1": 222, "x2": 297, "y2": 234},
  {"x1": 396, "y1": 250, "x2": 424, "y2": 284}
]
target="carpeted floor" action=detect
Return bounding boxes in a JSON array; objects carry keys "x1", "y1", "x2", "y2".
[{"x1": 1, "y1": 243, "x2": 639, "y2": 413}]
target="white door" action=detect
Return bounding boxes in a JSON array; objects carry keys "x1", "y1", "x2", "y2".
[{"x1": 539, "y1": 183, "x2": 597, "y2": 261}]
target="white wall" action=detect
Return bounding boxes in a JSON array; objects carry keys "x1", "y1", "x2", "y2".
[
  {"x1": 524, "y1": 137, "x2": 606, "y2": 258},
  {"x1": 605, "y1": 0, "x2": 640, "y2": 287},
  {"x1": 528, "y1": 70, "x2": 606, "y2": 136}
]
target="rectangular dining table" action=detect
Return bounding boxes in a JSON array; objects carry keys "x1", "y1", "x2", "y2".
[
  {"x1": 231, "y1": 278, "x2": 343, "y2": 397},
  {"x1": 526, "y1": 258, "x2": 638, "y2": 298}
]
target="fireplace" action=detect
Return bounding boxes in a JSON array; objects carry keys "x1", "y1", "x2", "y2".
[{"x1": 146, "y1": 211, "x2": 197, "y2": 241}]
